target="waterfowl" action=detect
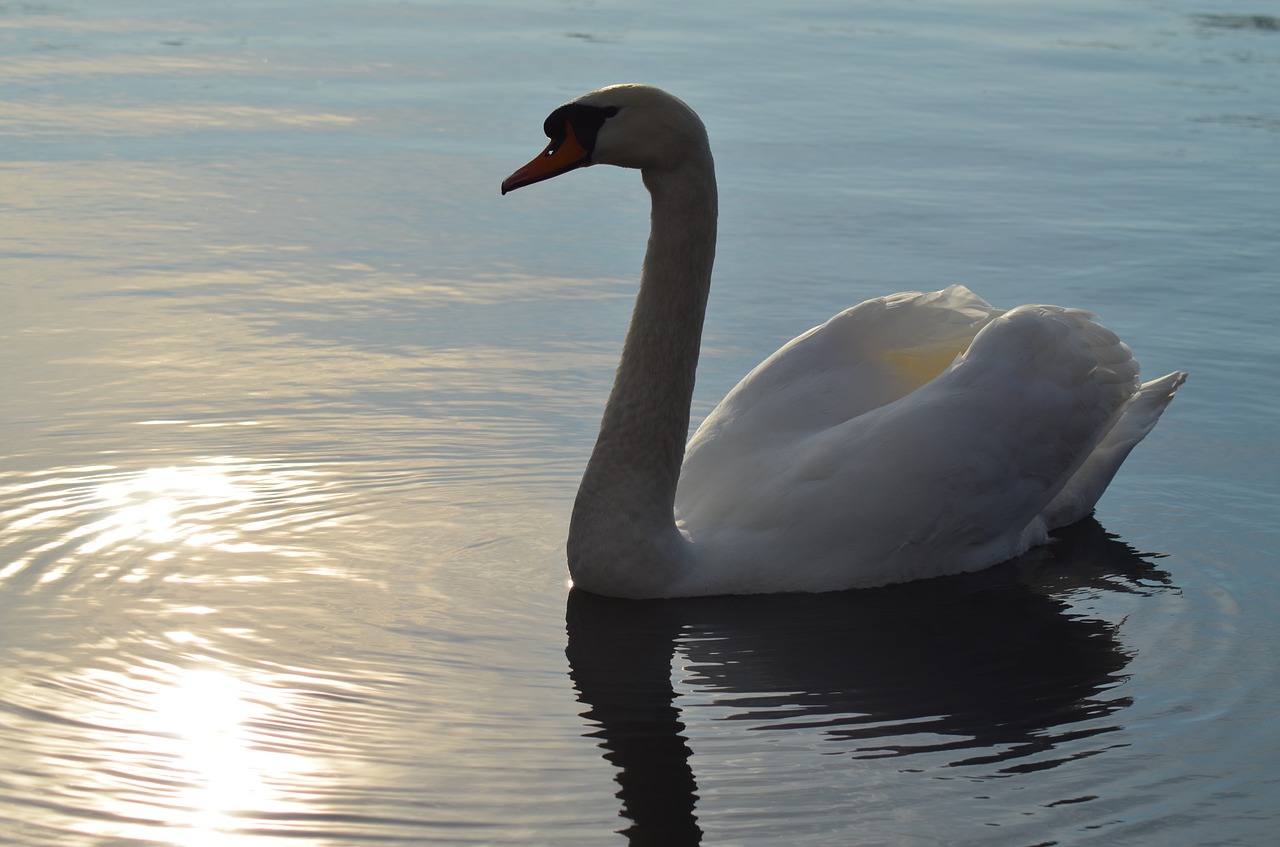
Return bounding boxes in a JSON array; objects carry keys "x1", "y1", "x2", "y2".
[{"x1": 502, "y1": 84, "x2": 1185, "y2": 598}]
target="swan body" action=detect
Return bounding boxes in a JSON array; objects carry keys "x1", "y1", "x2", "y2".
[{"x1": 502, "y1": 84, "x2": 1185, "y2": 599}]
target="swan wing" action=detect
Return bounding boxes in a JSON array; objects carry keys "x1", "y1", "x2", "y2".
[
  {"x1": 679, "y1": 285, "x2": 1000, "y2": 509},
  {"x1": 676, "y1": 298, "x2": 1156, "y2": 593}
]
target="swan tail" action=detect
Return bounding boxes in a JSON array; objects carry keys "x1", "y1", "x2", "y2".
[
  {"x1": 926, "y1": 306, "x2": 1163, "y2": 546},
  {"x1": 1040, "y1": 369, "x2": 1188, "y2": 529}
]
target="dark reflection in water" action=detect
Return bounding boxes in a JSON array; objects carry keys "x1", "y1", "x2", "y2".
[
  {"x1": 566, "y1": 519, "x2": 1173, "y2": 846},
  {"x1": 1191, "y1": 13, "x2": 1280, "y2": 33}
]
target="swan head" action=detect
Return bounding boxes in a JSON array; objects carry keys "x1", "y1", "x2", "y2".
[{"x1": 501, "y1": 84, "x2": 708, "y2": 194}]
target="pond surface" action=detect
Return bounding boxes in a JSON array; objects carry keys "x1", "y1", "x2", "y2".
[{"x1": 2, "y1": 1, "x2": 1277, "y2": 844}]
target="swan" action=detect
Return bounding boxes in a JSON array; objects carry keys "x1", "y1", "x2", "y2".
[{"x1": 501, "y1": 84, "x2": 1185, "y2": 599}]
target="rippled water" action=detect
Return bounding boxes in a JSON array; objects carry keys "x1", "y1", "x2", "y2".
[{"x1": 2, "y1": 1, "x2": 1278, "y2": 845}]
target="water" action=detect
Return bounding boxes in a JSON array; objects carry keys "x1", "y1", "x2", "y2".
[{"x1": 2, "y1": 1, "x2": 1277, "y2": 844}]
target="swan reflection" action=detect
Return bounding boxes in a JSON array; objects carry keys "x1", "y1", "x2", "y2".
[{"x1": 567, "y1": 519, "x2": 1173, "y2": 845}]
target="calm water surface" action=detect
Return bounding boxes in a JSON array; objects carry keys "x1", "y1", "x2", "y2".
[{"x1": 2, "y1": 1, "x2": 1277, "y2": 844}]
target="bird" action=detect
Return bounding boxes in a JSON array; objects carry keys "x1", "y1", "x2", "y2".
[{"x1": 501, "y1": 84, "x2": 1185, "y2": 599}]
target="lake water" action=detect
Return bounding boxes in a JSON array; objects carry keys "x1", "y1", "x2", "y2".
[{"x1": 2, "y1": 1, "x2": 1277, "y2": 844}]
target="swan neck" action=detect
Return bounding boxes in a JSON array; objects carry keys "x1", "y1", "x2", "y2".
[
  {"x1": 624, "y1": 160, "x2": 718, "y2": 481},
  {"x1": 569, "y1": 153, "x2": 717, "y2": 595}
]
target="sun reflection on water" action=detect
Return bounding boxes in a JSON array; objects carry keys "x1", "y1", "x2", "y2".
[
  {"x1": 152, "y1": 669, "x2": 286, "y2": 846},
  {"x1": 73, "y1": 664, "x2": 315, "y2": 846},
  {"x1": 0, "y1": 458, "x2": 356, "y2": 590},
  {"x1": 80, "y1": 465, "x2": 247, "y2": 555},
  {"x1": 0, "y1": 454, "x2": 381, "y2": 843}
]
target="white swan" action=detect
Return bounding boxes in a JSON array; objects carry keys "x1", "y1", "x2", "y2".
[{"x1": 502, "y1": 84, "x2": 1185, "y2": 599}]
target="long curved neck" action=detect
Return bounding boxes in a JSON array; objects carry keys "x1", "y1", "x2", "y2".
[{"x1": 568, "y1": 151, "x2": 718, "y2": 597}]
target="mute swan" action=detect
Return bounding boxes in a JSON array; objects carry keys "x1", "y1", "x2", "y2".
[{"x1": 501, "y1": 84, "x2": 1185, "y2": 599}]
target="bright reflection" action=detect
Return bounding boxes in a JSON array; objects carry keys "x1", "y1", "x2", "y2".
[
  {"x1": 80, "y1": 665, "x2": 314, "y2": 846},
  {"x1": 0, "y1": 98, "x2": 358, "y2": 136},
  {"x1": 154, "y1": 670, "x2": 282, "y2": 845},
  {"x1": 81, "y1": 466, "x2": 248, "y2": 554},
  {"x1": 155, "y1": 670, "x2": 265, "y2": 840},
  {"x1": 0, "y1": 459, "x2": 355, "y2": 588},
  {"x1": 0, "y1": 457, "x2": 366, "y2": 842}
]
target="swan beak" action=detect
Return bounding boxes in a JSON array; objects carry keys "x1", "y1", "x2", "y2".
[{"x1": 501, "y1": 122, "x2": 591, "y2": 195}]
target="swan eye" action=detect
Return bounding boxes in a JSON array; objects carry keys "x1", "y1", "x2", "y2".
[{"x1": 542, "y1": 103, "x2": 621, "y2": 154}]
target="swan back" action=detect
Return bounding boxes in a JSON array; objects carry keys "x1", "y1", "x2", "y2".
[{"x1": 674, "y1": 293, "x2": 1180, "y2": 595}]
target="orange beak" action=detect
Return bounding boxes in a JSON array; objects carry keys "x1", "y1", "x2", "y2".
[{"x1": 501, "y1": 122, "x2": 591, "y2": 195}]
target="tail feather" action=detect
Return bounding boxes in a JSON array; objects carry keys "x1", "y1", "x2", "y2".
[{"x1": 1041, "y1": 370, "x2": 1188, "y2": 529}]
